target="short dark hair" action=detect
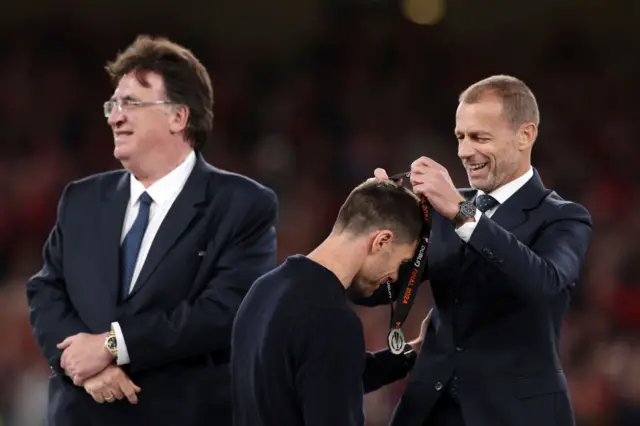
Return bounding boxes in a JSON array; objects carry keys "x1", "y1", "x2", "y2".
[
  {"x1": 459, "y1": 75, "x2": 539, "y2": 130},
  {"x1": 105, "y1": 35, "x2": 214, "y2": 150},
  {"x1": 333, "y1": 180, "x2": 423, "y2": 244}
]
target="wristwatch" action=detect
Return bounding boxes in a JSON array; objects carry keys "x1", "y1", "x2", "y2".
[
  {"x1": 104, "y1": 327, "x2": 118, "y2": 359},
  {"x1": 453, "y1": 200, "x2": 476, "y2": 224}
]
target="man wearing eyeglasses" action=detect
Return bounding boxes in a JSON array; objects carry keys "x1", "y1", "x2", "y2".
[{"x1": 26, "y1": 35, "x2": 278, "y2": 426}]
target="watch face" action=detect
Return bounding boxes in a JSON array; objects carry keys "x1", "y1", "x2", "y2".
[
  {"x1": 460, "y1": 201, "x2": 476, "y2": 218},
  {"x1": 106, "y1": 337, "x2": 117, "y2": 350}
]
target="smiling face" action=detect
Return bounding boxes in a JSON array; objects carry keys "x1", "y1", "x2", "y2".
[
  {"x1": 107, "y1": 71, "x2": 176, "y2": 164},
  {"x1": 455, "y1": 96, "x2": 534, "y2": 193},
  {"x1": 105, "y1": 71, "x2": 190, "y2": 182}
]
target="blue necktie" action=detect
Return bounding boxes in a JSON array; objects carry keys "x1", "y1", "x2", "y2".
[
  {"x1": 476, "y1": 194, "x2": 499, "y2": 213},
  {"x1": 120, "y1": 192, "x2": 153, "y2": 299}
]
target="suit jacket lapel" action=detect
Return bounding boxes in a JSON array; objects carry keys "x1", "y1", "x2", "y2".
[
  {"x1": 457, "y1": 169, "x2": 548, "y2": 276},
  {"x1": 125, "y1": 154, "x2": 210, "y2": 299},
  {"x1": 489, "y1": 169, "x2": 547, "y2": 231},
  {"x1": 99, "y1": 173, "x2": 130, "y2": 306}
]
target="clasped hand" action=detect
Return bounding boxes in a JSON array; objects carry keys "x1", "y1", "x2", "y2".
[
  {"x1": 83, "y1": 365, "x2": 141, "y2": 404},
  {"x1": 58, "y1": 332, "x2": 140, "y2": 404}
]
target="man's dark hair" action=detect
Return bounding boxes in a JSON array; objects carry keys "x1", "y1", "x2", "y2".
[
  {"x1": 105, "y1": 35, "x2": 214, "y2": 150},
  {"x1": 333, "y1": 180, "x2": 423, "y2": 244}
]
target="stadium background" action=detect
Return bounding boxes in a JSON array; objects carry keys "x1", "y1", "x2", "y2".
[{"x1": 0, "y1": 0, "x2": 638, "y2": 425}]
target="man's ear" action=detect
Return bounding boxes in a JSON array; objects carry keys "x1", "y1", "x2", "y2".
[
  {"x1": 369, "y1": 230, "x2": 393, "y2": 254},
  {"x1": 517, "y1": 122, "x2": 537, "y2": 151},
  {"x1": 169, "y1": 105, "x2": 190, "y2": 134}
]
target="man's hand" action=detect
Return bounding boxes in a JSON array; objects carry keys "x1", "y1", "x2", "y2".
[
  {"x1": 370, "y1": 168, "x2": 404, "y2": 184},
  {"x1": 58, "y1": 332, "x2": 113, "y2": 386},
  {"x1": 408, "y1": 308, "x2": 433, "y2": 353},
  {"x1": 83, "y1": 365, "x2": 141, "y2": 404},
  {"x1": 409, "y1": 157, "x2": 464, "y2": 220}
]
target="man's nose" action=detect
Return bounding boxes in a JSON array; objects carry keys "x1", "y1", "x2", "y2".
[
  {"x1": 107, "y1": 108, "x2": 125, "y2": 127},
  {"x1": 458, "y1": 137, "x2": 474, "y2": 159}
]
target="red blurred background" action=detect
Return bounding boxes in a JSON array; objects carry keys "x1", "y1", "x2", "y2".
[{"x1": 0, "y1": 1, "x2": 637, "y2": 425}]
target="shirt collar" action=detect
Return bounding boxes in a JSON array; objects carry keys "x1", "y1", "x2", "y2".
[
  {"x1": 476, "y1": 166, "x2": 534, "y2": 205},
  {"x1": 129, "y1": 150, "x2": 197, "y2": 205}
]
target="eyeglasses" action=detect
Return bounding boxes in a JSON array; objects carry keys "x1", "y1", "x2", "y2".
[{"x1": 103, "y1": 99, "x2": 178, "y2": 118}]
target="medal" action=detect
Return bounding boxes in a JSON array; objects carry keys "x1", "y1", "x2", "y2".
[{"x1": 387, "y1": 328, "x2": 406, "y2": 355}]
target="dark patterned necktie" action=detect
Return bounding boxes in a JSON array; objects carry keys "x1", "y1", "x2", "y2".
[
  {"x1": 476, "y1": 194, "x2": 499, "y2": 213},
  {"x1": 120, "y1": 192, "x2": 153, "y2": 300}
]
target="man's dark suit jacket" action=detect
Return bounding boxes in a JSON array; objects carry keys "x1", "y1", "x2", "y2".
[
  {"x1": 26, "y1": 153, "x2": 278, "y2": 426},
  {"x1": 358, "y1": 169, "x2": 592, "y2": 426}
]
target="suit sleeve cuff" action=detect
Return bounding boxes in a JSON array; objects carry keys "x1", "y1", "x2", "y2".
[
  {"x1": 111, "y1": 322, "x2": 130, "y2": 365},
  {"x1": 455, "y1": 210, "x2": 483, "y2": 242},
  {"x1": 402, "y1": 344, "x2": 418, "y2": 369}
]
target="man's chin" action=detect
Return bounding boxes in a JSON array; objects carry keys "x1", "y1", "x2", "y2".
[
  {"x1": 469, "y1": 176, "x2": 494, "y2": 193},
  {"x1": 363, "y1": 287, "x2": 377, "y2": 298},
  {"x1": 113, "y1": 146, "x2": 129, "y2": 161},
  {"x1": 373, "y1": 281, "x2": 387, "y2": 293}
]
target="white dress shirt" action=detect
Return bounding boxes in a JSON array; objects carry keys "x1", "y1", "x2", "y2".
[
  {"x1": 455, "y1": 167, "x2": 534, "y2": 242},
  {"x1": 111, "y1": 150, "x2": 197, "y2": 365}
]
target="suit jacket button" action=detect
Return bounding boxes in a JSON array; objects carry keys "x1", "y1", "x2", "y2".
[
  {"x1": 435, "y1": 382, "x2": 443, "y2": 391},
  {"x1": 456, "y1": 346, "x2": 464, "y2": 352}
]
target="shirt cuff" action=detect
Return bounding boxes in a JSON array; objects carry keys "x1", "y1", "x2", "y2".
[
  {"x1": 111, "y1": 322, "x2": 130, "y2": 365},
  {"x1": 454, "y1": 210, "x2": 483, "y2": 242}
]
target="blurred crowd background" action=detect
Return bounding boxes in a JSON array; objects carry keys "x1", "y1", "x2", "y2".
[{"x1": 0, "y1": 0, "x2": 638, "y2": 425}]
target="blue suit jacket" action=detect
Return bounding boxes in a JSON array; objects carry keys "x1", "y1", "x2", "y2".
[
  {"x1": 27, "y1": 153, "x2": 278, "y2": 426},
  {"x1": 357, "y1": 169, "x2": 592, "y2": 426}
]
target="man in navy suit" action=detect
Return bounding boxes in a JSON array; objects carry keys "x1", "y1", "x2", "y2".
[
  {"x1": 373, "y1": 75, "x2": 592, "y2": 426},
  {"x1": 26, "y1": 35, "x2": 278, "y2": 426}
]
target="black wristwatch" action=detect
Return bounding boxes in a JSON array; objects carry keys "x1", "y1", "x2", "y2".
[{"x1": 453, "y1": 200, "x2": 476, "y2": 224}]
